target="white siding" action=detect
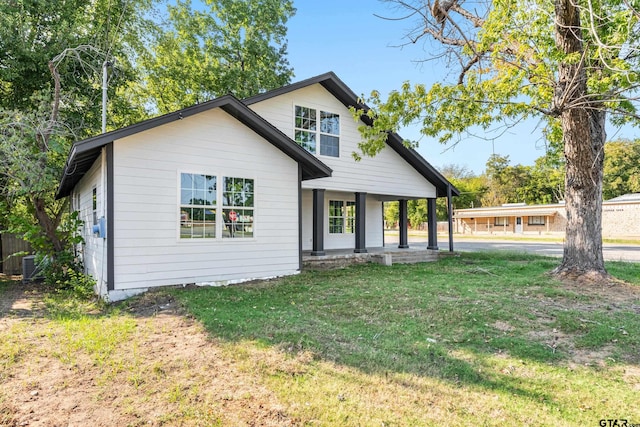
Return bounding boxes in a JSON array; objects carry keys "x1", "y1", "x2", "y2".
[
  {"x1": 301, "y1": 190, "x2": 383, "y2": 251},
  {"x1": 73, "y1": 151, "x2": 108, "y2": 294},
  {"x1": 112, "y1": 109, "x2": 300, "y2": 291},
  {"x1": 249, "y1": 84, "x2": 437, "y2": 199}
]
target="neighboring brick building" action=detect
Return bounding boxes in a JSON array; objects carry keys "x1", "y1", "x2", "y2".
[{"x1": 454, "y1": 193, "x2": 640, "y2": 238}]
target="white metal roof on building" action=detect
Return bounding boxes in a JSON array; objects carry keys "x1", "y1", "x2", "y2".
[
  {"x1": 606, "y1": 193, "x2": 640, "y2": 202},
  {"x1": 454, "y1": 206, "x2": 562, "y2": 218}
]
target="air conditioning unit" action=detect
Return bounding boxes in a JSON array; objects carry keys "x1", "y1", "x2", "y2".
[{"x1": 22, "y1": 255, "x2": 39, "y2": 283}]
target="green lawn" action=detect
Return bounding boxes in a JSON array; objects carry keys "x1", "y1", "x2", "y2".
[
  {"x1": 2, "y1": 253, "x2": 640, "y2": 426},
  {"x1": 173, "y1": 252, "x2": 640, "y2": 426}
]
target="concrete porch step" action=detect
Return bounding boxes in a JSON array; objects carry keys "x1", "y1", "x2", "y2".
[{"x1": 303, "y1": 249, "x2": 439, "y2": 270}]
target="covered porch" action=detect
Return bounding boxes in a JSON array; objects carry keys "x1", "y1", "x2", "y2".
[{"x1": 303, "y1": 187, "x2": 455, "y2": 256}]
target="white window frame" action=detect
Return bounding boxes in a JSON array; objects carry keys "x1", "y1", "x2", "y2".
[
  {"x1": 179, "y1": 172, "x2": 218, "y2": 239},
  {"x1": 222, "y1": 176, "x2": 255, "y2": 239},
  {"x1": 294, "y1": 105, "x2": 340, "y2": 157},
  {"x1": 494, "y1": 216, "x2": 509, "y2": 226},
  {"x1": 329, "y1": 200, "x2": 355, "y2": 234},
  {"x1": 528, "y1": 216, "x2": 545, "y2": 225},
  {"x1": 178, "y1": 172, "x2": 256, "y2": 241}
]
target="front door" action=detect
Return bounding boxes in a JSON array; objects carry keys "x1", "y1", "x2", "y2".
[{"x1": 515, "y1": 217, "x2": 523, "y2": 233}]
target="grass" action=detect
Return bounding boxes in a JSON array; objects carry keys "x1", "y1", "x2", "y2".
[
  {"x1": 2, "y1": 253, "x2": 640, "y2": 426},
  {"x1": 173, "y1": 252, "x2": 640, "y2": 426}
]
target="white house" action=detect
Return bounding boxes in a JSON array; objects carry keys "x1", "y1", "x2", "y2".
[{"x1": 56, "y1": 72, "x2": 458, "y2": 301}]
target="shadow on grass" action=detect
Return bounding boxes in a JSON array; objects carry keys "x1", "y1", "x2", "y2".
[
  {"x1": 0, "y1": 277, "x2": 49, "y2": 319},
  {"x1": 169, "y1": 252, "x2": 626, "y2": 401}
]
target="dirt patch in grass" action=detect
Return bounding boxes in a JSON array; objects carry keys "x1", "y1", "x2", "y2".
[{"x1": 0, "y1": 283, "x2": 295, "y2": 427}]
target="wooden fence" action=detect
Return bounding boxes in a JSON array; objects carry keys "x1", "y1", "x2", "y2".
[{"x1": 1, "y1": 233, "x2": 32, "y2": 275}]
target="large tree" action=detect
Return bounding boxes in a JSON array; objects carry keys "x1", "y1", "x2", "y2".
[
  {"x1": 603, "y1": 138, "x2": 640, "y2": 199},
  {"x1": 358, "y1": 0, "x2": 640, "y2": 281},
  {"x1": 0, "y1": 0, "x2": 155, "y2": 255},
  {"x1": 138, "y1": 0, "x2": 296, "y2": 113}
]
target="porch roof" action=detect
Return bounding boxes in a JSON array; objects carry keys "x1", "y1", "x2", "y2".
[{"x1": 455, "y1": 208, "x2": 561, "y2": 218}]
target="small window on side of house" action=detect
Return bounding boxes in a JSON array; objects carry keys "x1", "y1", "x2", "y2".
[{"x1": 92, "y1": 187, "x2": 97, "y2": 226}]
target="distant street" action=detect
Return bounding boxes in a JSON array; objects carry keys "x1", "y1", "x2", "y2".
[
  {"x1": 444, "y1": 239, "x2": 640, "y2": 262},
  {"x1": 384, "y1": 234, "x2": 640, "y2": 262}
]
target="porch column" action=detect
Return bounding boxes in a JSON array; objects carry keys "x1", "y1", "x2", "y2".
[
  {"x1": 427, "y1": 197, "x2": 438, "y2": 250},
  {"x1": 398, "y1": 199, "x2": 409, "y2": 249},
  {"x1": 311, "y1": 189, "x2": 325, "y2": 256},
  {"x1": 447, "y1": 184, "x2": 454, "y2": 252},
  {"x1": 354, "y1": 192, "x2": 367, "y2": 253}
]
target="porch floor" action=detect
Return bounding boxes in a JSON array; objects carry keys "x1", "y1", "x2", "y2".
[{"x1": 302, "y1": 245, "x2": 440, "y2": 269}]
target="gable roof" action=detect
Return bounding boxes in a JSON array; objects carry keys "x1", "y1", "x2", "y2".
[
  {"x1": 56, "y1": 95, "x2": 332, "y2": 199},
  {"x1": 244, "y1": 72, "x2": 459, "y2": 198}
]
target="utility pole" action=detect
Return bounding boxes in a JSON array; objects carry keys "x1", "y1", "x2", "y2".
[{"x1": 101, "y1": 60, "x2": 111, "y2": 133}]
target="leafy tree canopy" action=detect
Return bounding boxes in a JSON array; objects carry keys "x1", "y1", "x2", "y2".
[
  {"x1": 358, "y1": 0, "x2": 640, "y2": 280},
  {"x1": 138, "y1": 0, "x2": 296, "y2": 113}
]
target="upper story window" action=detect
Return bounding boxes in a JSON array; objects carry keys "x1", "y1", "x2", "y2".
[{"x1": 294, "y1": 105, "x2": 340, "y2": 157}]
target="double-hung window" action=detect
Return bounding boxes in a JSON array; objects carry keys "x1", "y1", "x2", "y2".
[
  {"x1": 179, "y1": 173, "x2": 254, "y2": 239},
  {"x1": 494, "y1": 217, "x2": 509, "y2": 226},
  {"x1": 222, "y1": 177, "x2": 254, "y2": 238},
  {"x1": 180, "y1": 173, "x2": 217, "y2": 238},
  {"x1": 528, "y1": 216, "x2": 545, "y2": 225},
  {"x1": 329, "y1": 200, "x2": 355, "y2": 234},
  {"x1": 294, "y1": 105, "x2": 340, "y2": 157}
]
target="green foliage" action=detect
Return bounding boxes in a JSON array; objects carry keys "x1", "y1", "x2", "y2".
[
  {"x1": 0, "y1": 0, "x2": 154, "y2": 262},
  {"x1": 40, "y1": 246, "x2": 96, "y2": 300},
  {"x1": 603, "y1": 139, "x2": 640, "y2": 200},
  {"x1": 383, "y1": 201, "x2": 398, "y2": 227},
  {"x1": 0, "y1": 0, "x2": 154, "y2": 134},
  {"x1": 407, "y1": 199, "x2": 427, "y2": 228},
  {"x1": 138, "y1": 0, "x2": 296, "y2": 113}
]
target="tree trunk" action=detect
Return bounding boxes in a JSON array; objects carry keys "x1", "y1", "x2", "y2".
[
  {"x1": 33, "y1": 196, "x2": 65, "y2": 255},
  {"x1": 552, "y1": 0, "x2": 608, "y2": 281}
]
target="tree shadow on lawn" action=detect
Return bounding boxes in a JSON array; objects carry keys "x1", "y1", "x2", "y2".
[
  {"x1": 168, "y1": 258, "x2": 613, "y2": 402},
  {"x1": 0, "y1": 277, "x2": 48, "y2": 319}
]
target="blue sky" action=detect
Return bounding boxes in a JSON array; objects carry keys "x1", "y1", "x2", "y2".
[{"x1": 285, "y1": 1, "x2": 637, "y2": 174}]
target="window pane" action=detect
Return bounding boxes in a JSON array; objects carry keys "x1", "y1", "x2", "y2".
[
  {"x1": 345, "y1": 201, "x2": 355, "y2": 233},
  {"x1": 194, "y1": 189, "x2": 206, "y2": 205},
  {"x1": 495, "y1": 217, "x2": 509, "y2": 226},
  {"x1": 320, "y1": 111, "x2": 339, "y2": 135},
  {"x1": 205, "y1": 175, "x2": 217, "y2": 205},
  {"x1": 329, "y1": 218, "x2": 344, "y2": 234},
  {"x1": 193, "y1": 174, "x2": 205, "y2": 190},
  {"x1": 180, "y1": 208, "x2": 193, "y2": 238},
  {"x1": 181, "y1": 173, "x2": 216, "y2": 206},
  {"x1": 320, "y1": 134, "x2": 339, "y2": 157},
  {"x1": 329, "y1": 200, "x2": 343, "y2": 216},
  {"x1": 223, "y1": 208, "x2": 254, "y2": 238},
  {"x1": 243, "y1": 179, "x2": 253, "y2": 194},
  {"x1": 295, "y1": 130, "x2": 316, "y2": 153},
  {"x1": 180, "y1": 207, "x2": 216, "y2": 239},
  {"x1": 295, "y1": 106, "x2": 316, "y2": 130}
]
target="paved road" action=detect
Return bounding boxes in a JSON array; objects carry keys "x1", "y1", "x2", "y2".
[
  {"x1": 386, "y1": 235, "x2": 640, "y2": 262},
  {"x1": 443, "y1": 239, "x2": 640, "y2": 262}
]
